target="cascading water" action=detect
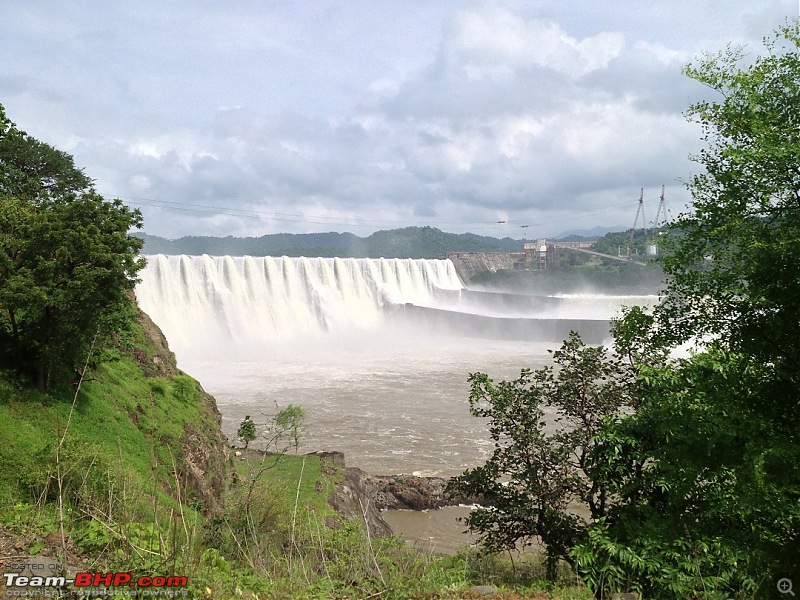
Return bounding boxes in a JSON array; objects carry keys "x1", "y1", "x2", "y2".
[{"x1": 135, "y1": 254, "x2": 463, "y2": 356}]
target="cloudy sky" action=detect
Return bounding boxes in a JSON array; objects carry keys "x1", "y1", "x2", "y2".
[{"x1": 2, "y1": 1, "x2": 796, "y2": 239}]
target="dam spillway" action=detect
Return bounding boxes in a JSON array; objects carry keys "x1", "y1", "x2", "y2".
[
  {"x1": 135, "y1": 254, "x2": 622, "y2": 357},
  {"x1": 393, "y1": 304, "x2": 611, "y2": 343},
  {"x1": 132, "y1": 254, "x2": 638, "y2": 360},
  {"x1": 135, "y1": 254, "x2": 463, "y2": 353}
]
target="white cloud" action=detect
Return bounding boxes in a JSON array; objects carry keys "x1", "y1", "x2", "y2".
[
  {"x1": 0, "y1": 0, "x2": 795, "y2": 238},
  {"x1": 443, "y1": 9, "x2": 625, "y2": 79},
  {"x1": 633, "y1": 41, "x2": 690, "y2": 66}
]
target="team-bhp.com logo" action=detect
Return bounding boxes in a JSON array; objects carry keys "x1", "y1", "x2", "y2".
[{"x1": 3, "y1": 572, "x2": 188, "y2": 596}]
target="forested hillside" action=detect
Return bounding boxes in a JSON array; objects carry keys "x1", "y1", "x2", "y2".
[{"x1": 135, "y1": 226, "x2": 526, "y2": 258}]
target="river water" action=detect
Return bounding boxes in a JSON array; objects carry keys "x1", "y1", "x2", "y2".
[
  {"x1": 179, "y1": 329, "x2": 557, "y2": 476},
  {"x1": 177, "y1": 327, "x2": 558, "y2": 555}
]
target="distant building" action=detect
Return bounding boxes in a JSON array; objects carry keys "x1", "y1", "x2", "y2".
[{"x1": 524, "y1": 240, "x2": 548, "y2": 269}]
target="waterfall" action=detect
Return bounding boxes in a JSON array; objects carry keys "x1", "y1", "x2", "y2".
[{"x1": 135, "y1": 255, "x2": 464, "y2": 353}]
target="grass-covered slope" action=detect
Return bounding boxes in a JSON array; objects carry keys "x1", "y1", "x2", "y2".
[{"x1": 0, "y1": 306, "x2": 229, "y2": 574}]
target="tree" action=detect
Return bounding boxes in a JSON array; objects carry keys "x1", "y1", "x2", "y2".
[
  {"x1": 656, "y1": 22, "x2": 800, "y2": 366},
  {"x1": 237, "y1": 415, "x2": 257, "y2": 449},
  {"x1": 446, "y1": 332, "x2": 636, "y2": 577},
  {"x1": 453, "y1": 22, "x2": 800, "y2": 597},
  {"x1": 573, "y1": 21, "x2": 800, "y2": 597},
  {"x1": 276, "y1": 404, "x2": 307, "y2": 455},
  {"x1": 0, "y1": 104, "x2": 145, "y2": 390}
]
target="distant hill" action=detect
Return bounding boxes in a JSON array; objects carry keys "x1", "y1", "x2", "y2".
[
  {"x1": 134, "y1": 226, "x2": 526, "y2": 259},
  {"x1": 554, "y1": 225, "x2": 627, "y2": 240}
]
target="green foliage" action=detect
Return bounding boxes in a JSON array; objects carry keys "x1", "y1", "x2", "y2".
[
  {"x1": 447, "y1": 333, "x2": 636, "y2": 575},
  {"x1": 0, "y1": 343, "x2": 233, "y2": 593},
  {"x1": 0, "y1": 105, "x2": 92, "y2": 200},
  {"x1": 592, "y1": 228, "x2": 653, "y2": 257},
  {"x1": 0, "y1": 103, "x2": 145, "y2": 390},
  {"x1": 0, "y1": 354, "x2": 221, "y2": 527},
  {"x1": 657, "y1": 22, "x2": 800, "y2": 363},
  {"x1": 572, "y1": 521, "x2": 759, "y2": 598},
  {"x1": 571, "y1": 21, "x2": 800, "y2": 598},
  {"x1": 275, "y1": 403, "x2": 307, "y2": 454},
  {"x1": 172, "y1": 373, "x2": 196, "y2": 402},
  {"x1": 236, "y1": 415, "x2": 257, "y2": 449},
  {"x1": 577, "y1": 346, "x2": 796, "y2": 597}
]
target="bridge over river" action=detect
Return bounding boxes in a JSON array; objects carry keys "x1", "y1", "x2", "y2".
[{"x1": 550, "y1": 242, "x2": 646, "y2": 264}]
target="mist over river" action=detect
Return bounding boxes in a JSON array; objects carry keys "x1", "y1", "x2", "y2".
[{"x1": 136, "y1": 254, "x2": 657, "y2": 477}]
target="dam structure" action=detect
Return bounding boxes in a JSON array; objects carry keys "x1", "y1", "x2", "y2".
[
  {"x1": 137, "y1": 254, "x2": 463, "y2": 354},
  {"x1": 135, "y1": 254, "x2": 615, "y2": 358}
]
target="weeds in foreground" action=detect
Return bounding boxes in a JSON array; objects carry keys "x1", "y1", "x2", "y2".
[
  {"x1": 185, "y1": 452, "x2": 592, "y2": 599},
  {"x1": 1, "y1": 362, "x2": 591, "y2": 599},
  {"x1": 1, "y1": 452, "x2": 591, "y2": 599}
]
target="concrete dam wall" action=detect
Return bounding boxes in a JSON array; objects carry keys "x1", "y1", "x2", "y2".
[{"x1": 446, "y1": 252, "x2": 524, "y2": 283}]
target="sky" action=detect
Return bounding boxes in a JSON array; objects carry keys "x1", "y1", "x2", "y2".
[{"x1": 1, "y1": 1, "x2": 797, "y2": 240}]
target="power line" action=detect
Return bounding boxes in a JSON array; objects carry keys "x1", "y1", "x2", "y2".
[{"x1": 105, "y1": 191, "x2": 637, "y2": 233}]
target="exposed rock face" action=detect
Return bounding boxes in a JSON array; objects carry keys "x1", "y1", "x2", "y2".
[
  {"x1": 133, "y1": 306, "x2": 230, "y2": 513},
  {"x1": 446, "y1": 252, "x2": 522, "y2": 283},
  {"x1": 362, "y1": 472, "x2": 485, "y2": 511},
  {"x1": 328, "y1": 466, "x2": 393, "y2": 538},
  {"x1": 370, "y1": 473, "x2": 451, "y2": 511},
  {"x1": 307, "y1": 450, "x2": 346, "y2": 469},
  {"x1": 181, "y1": 415, "x2": 228, "y2": 511},
  {"x1": 325, "y1": 454, "x2": 486, "y2": 539},
  {"x1": 129, "y1": 296, "x2": 179, "y2": 379}
]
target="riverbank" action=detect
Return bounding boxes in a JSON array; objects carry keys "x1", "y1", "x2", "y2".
[{"x1": 227, "y1": 449, "x2": 590, "y2": 598}]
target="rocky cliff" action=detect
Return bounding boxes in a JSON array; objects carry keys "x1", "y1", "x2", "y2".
[
  {"x1": 447, "y1": 251, "x2": 524, "y2": 283},
  {"x1": 321, "y1": 452, "x2": 485, "y2": 539},
  {"x1": 129, "y1": 305, "x2": 230, "y2": 511}
]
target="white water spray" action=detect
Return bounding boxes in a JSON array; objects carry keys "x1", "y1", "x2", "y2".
[{"x1": 135, "y1": 254, "x2": 463, "y2": 355}]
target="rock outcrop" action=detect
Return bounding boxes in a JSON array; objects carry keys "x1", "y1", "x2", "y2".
[
  {"x1": 365, "y1": 472, "x2": 482, "y2": 511},
  {"x1": 323, "y1": 453, "x2": 486, "y2": 539},
  {"x1": 328, "y1": 466, "x2": 393, "y2": 538},
  {"x1": 132, "y1": 306, "x2": 230, "y2": 512},
  {"x1": 446, "y1": 251, "x2": 523, "y2": 283}
]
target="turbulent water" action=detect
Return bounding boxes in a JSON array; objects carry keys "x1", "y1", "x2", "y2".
[
  {"x1": 136, "y1": 254, "x2": 657, "y2": 476},
  {"x1": 137, "y1": 254, "x2": 462, "y2": 350}
]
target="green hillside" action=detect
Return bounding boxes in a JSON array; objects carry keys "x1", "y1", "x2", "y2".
[
  {"x1": 0, "y1": 306, "x2": 229, "y2": 582},
  {"x1": 135, "y1": 226, "x2": 525, "y2": 258}
]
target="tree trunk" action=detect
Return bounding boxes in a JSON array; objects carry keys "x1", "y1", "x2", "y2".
[{"x1": 37, "y1": 359, "x2": 47, "y2": 393}]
